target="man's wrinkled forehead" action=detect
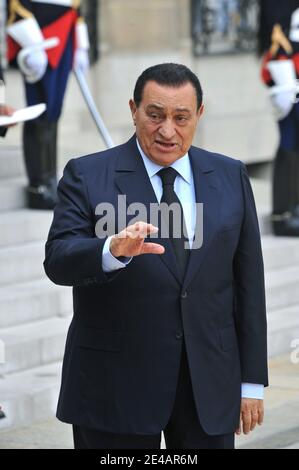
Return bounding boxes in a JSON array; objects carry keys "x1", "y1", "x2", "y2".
[
  {"x1": 139, "y1": 81, "x2": 198, "y2": 109},
  {"x1": 145, "y1": 103, "x2": 193, "y2": 114}
]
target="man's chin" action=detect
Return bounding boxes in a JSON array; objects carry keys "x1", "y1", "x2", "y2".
[
  {"x1": 148, "y1": 145, "x2": 184, "y2": 165},
  {"x1": 151, "y1": 153, "x2": 181, "y2": 166}
]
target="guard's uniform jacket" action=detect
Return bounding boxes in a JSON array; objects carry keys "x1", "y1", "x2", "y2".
[{"x1": 258, "y1": 0, "x2": 299, "y2": 236}]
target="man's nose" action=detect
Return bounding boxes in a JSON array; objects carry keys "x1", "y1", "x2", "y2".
[{"x1": 158, "y1": 120, "x2": 176, "y2": 139}]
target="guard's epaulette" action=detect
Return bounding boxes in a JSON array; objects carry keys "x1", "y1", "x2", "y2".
[{"x1": 7, "y1": 0, "x2": 33, "y2": 26}]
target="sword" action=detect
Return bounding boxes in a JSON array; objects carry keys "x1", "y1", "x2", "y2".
[{"x1": 74, "y1": 67, "x2": 115, "y2": 149}]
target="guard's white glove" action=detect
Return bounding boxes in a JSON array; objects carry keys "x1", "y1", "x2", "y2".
[
  {"x1": 7, "y1": 18, "x2": 48, "y2": 83},
  {"x1": 73, "y1": 48, "x2": 89, "y2": 74},
  {"x1": 24, "y1": 50, "x2": 48, "y2": 83},
  {"x1": 74, "y1": 20, "x2": 90, "y2": 74},
  {"x1": 267, "y1": 59, "x2": 298, "y2": 120},
  {"x1": 270, "y1": 90, "x2": 296, "y2": 121}
]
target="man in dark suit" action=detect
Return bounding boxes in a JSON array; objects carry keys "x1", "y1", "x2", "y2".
[{"x1": 44, "y1": 63, "x2": 268, "y2": 449}]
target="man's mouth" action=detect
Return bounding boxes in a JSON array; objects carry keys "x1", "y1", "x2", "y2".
[{"x1": 155, "y1": 140, "x2": 177, "y2": 150}]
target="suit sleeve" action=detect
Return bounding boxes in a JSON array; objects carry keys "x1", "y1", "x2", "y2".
[
  {"x1": 44, "y1": 159, "x2": 120, "y2": 287},
  {"x1": 233, "y1": 161, "x2": 268, "y2": 387}
]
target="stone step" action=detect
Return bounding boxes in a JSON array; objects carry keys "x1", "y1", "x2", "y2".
[
  {"x1": 0, "y1": 278, "x2": 72, "y2": 329},
  {"x1": 250, "y1": 178, "x2": 272, "y2": 236},
  {"x1": 0, "y1": 317, "x2": 71, "y2": 375},
  {"x1": 0, "y1": 218, "x2": 293, "y2": 282},
  {"x1": 0, "y1": 209, "x2": 53, "y2": 248},
  {"x1": 0, "y1": 177, "x2": 26, "y2": 211},
  {"x1": 0, "y1": 361, "x2": 62, "y2": 431},
  {"x1": 268, "y1": 304, "x2": 299, "y2": 357},
  {"x1": 251, "y1": 178, "x2": 272, "y2": 237},
  {"x1": 0, "y1": 241, "x2": 45, "y2": 287},
  {"x1": 0, "y1": 146, "x2": 24, "y2": 180},
  {"x1": 262, "y1": 235, "x2": 299, "y2": 271},
  {"x1": 266, "y1": 265, "x2": 299, "y2": 311},
  {"x1": 236, "y1": 394, "x2": 299, "y2": 449}
]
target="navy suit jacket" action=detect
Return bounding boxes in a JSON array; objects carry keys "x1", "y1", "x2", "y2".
[{"x1": 44, "y1": 135, "x2": 268, "y2": 436}]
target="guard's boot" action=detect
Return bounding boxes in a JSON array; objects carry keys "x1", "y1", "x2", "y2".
[
  {"x1": 23, "y1": 119, "x2": 59, "y2": 210},
  {"x1": 272, "y1": 147, "x2": 299, "y2": 236}
]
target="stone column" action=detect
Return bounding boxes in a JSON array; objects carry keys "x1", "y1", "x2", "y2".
[{"x1": 100, "y1": 0, "x2": 191, "y2": 52}]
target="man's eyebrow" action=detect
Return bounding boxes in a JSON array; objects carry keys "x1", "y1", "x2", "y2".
[
  {"x1": 146, "y1": 104, "x2": 165, "y2": 111},
  {"x1": 175, "y1": 107, "x2": 192, "y2": 113},
  {"x1": 145, "y1": 104, "x2": 192, "y2": 113}
]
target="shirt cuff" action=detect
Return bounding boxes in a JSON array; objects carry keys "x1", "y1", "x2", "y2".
[
  {"x1": 102, "y1": 235, "x2": 132, "y2": 273},
  {"x1": 241, "y1": 383, "x2": 264, "y2": 400}
]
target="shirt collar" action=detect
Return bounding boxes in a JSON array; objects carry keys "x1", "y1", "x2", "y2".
[{"x1": 136, "y1": 138, "x2": 192, "y2": 185}]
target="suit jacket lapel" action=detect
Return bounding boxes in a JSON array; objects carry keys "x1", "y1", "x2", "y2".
[
  {"x1": 182, "y1": 146, "x2": 221, "y2": 290},
  {"x1": 114, "y1": 136, "x2": 181, "y2": 284}
]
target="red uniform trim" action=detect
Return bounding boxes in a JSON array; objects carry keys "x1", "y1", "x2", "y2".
[
  {"x1": 43, "y1": 10, "x2": 77, "y2": 68},
  {"x1": 261, "y1": 52, "x2": 273, "y2": 85},
  {"x1": 293, "y1": 53, "x2": 299, "y2": 75},
  {"x1": 261, "y1": 52, "x2": 295, "y2": 85},
  {"x1": 7, "y1": 34, "x2": 19, "y2": 63}
]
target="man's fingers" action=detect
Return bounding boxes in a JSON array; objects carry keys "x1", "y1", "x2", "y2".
[
  {"x1": 258, "y1": 404, "x2": 264, "y2": 425},
  {"x1": 242, "y1": 412, "x2": 252, "y2": 434},
  {"x1": 110, "y1": 223, "x2": 162, "y2": 258},
  {"x1": 235, "y1": 419, "x2": 241, "y2": 435},
  {"x1": 0, "y1": 105, "x2": 16, "y2": 127},
  {"x1": 250, "y1": 411, "x2": 259, "y2": 431},
  {"x1": 126, "y1": 222, "x2": 158, "y2": 239},
  {"x1": 6, "y1": 106, "x2": 14, "y2": 116},
  {"x1": 239, "y1": 399, "x2": 264, "y2": 435},
  {"x1": 141, "y1": 242, "x2": 165, "y2": 255},
  {"x1": 0, "y1": 105, "x2": 14, "y2": 116},
  {"x1": 235, "y1": 413, "x2": 242, "y2": 435}
]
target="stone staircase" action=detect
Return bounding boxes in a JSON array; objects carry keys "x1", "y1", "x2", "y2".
[
  {"x1": 0, "y1": 145, "x2": 72, "y2": 431},
  {"x1": 263, "y1": 236, "x2": 299, "y2": 357},
  {"x1": 251, "y1": 178, "x2": 299, "y2": 357},
  {"x1": 0, "y1": 146, "x2": 299, "y2": 432}
]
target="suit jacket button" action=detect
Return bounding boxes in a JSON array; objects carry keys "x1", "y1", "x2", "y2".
[
  {"x1": 176, "y1": 331, "x2": 183, "y2": 340},
  {"x1": 181, "y1": 291, "x2": 187, "y2": 299}
]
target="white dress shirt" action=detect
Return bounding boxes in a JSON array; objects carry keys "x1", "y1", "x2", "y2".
[{"x1": 101, "y1": 139, "x2": 264, "y2": 400}]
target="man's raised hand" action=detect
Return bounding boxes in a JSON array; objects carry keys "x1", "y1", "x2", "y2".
[{"x1": 109, "y1": 222, "x2": 165, "y2": 258}]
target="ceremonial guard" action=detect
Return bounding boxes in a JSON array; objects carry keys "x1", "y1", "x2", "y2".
[
  {"x1": 6, "y1": 0, "x2": 90, "y2": 209},
  {"x1": 259, "y1": 0, "x2": 299, "y2": 236}
]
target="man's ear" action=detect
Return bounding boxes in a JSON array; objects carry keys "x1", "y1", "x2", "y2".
[
  {"x1": 197, "y1": 103, "x2": 204, "y2": 119},
  {"x1": 129, "y1": 99, "x2": 137, "y2": 123}
]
